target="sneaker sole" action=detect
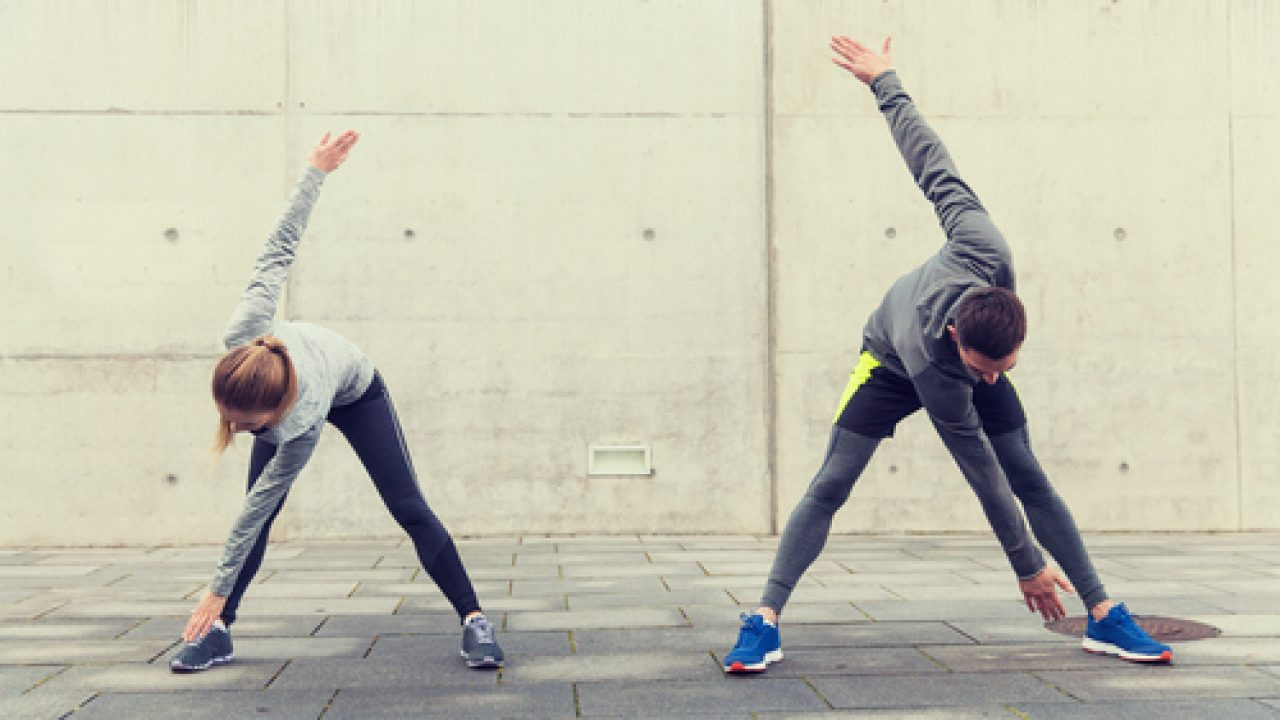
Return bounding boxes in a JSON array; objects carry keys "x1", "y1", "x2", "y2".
[
  {"x1": 460, "y1": 649, "x2": 504, "y2": 669},
  {"x1": 1081, "y1": 637, "x2": 1172, "y2": 663},
  {"x1": 169, "y1": 653, "x2": 234, "y2": 674},
  {"x1": 724, "y1": 649, "x2": 783, "y2": 674}
]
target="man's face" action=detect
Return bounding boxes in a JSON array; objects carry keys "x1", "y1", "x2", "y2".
[{"x1": 948, "y1": 326, "x2": 1019, "y2": 384}]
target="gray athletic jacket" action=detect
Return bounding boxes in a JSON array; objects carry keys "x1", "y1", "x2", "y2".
[
  {"x1": 861, "y1": 71, "x2": 1045, "y2": 580},
  {"x1": 210, "y1": 167, "x2": 375, "y2": 596}
]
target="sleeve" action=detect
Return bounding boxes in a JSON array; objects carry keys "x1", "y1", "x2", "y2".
[
  {"x1": 914, "y1": 366, "x2": 1045, "y2": 579},
  {"x1": 870, "y1": 71, "x2": 1012, "y2": 283},
  {"x1": 208, "y1": 425, "x2": 321, "y2": 596},
  {"x1": 222, "y1": 167, "x2": 327, "y2": 349}
]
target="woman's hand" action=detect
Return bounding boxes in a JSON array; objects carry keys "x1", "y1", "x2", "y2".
[
  {"x1": 182, "y1": 591, "x2": 228, "y2": 642},
  {"x1": 308, "y1": 130, "x2": 360, "y2": 173}
]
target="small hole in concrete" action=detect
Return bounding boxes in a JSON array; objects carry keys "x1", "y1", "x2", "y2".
[
  {"x1": 403, "y1": 228, "x2": 415, "y2": 239},
  {"x1": 1114, "y1": 227, "x2": 1127, "y2": 241},
  {"x1": 888, "y1": 464, "x2": 898, "y2": 473},
  {"x1": 165, "y1": 474, "x2": 179, "y2": 485},
  {"x1": 163, "y1": 228, "x2": 179, "y2": 243},
  {"x1": 1119, "y1": 462, "x2": 1130, "y2": 472},
  {"x1": 885, "y1": 227, "x2": 897, "y2": 239},
  {"x1": 642, "y1": 228, "x2": 656, "y2": 242}
]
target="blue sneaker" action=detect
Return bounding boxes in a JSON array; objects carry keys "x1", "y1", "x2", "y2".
[
  {"x1": 723, "y1": 613, "x2": 782, "y2": 673},
  {"x1": 1082, "y1": 603, "x2": 1172, "y2": 663}
]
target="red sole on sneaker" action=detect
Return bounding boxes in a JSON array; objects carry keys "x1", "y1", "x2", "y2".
[{"x1": 725, "y1": 661, "x2": 765, "y2": 674}]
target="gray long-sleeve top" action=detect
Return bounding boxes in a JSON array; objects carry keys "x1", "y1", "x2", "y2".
[
  {"x1": 861, "y1": 71, "x2": 1045, "y2": 580},
  {"x1": 210, "y1": 167, "x2": 375, "y2": 596}
]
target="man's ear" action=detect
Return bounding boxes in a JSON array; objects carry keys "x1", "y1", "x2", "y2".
[{"x1": 947, "y1": 325, "x2": 958, "y2": 342}]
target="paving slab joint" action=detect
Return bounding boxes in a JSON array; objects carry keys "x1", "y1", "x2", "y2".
[
  {"x1": 800, "y1": 676, "x2": 836, "y2": 710},
  {"x1": 1003, "y1": 704, "x2": 1032, "y2": 719},
  {"x1": 317, "y1": 688, "x2": 340, "y2": 720},
  {"x1": 309, "y1": 616, "x2": 330, "y2": 637},
  {"x1": 115, "y1": 617, "x2": 149, "y2": 640},
  {"x1": 21, "y1": 666, "x2": 69, "y2": 695},
  {"x1": 148, "y1": 638, "x2": 180, "y2": 664},
  {"x1": 263, "y1": 659, "x2": 292, "y2": 689},
  {"x1": 1027, "y1": 670, "x2": 1083, "y2": 702},
  {"x1": 572, "y1": 682, "x2": 583, "y2": 717}
]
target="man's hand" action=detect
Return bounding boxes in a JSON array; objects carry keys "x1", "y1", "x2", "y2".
[
  {"x1": 831, "y1": 35, "x2": 892, "y2": 86},
  {"x1": 308, "y1": 130, "x2": 360, "y2": 173},
  {"x1": 182, "y1": 591, "x2": 228, "y2": 642},
  {"x1": 1018, "y1": 566, "x2": 1075, "y2": 623}
]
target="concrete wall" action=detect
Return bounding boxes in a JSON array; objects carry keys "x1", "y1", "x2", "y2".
[{"x1": 1, "y1": 0, "x2": 1276, "y2": 546}]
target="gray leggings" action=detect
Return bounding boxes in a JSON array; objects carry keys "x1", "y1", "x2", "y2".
[{"x1": 761, "y1": 425, "x2": 1107, "y2": 613}]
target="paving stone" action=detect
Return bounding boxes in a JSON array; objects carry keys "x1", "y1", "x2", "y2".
[
  {"x1": 1035, "y1": 666, "x2": 1280, "y2": 701},
  {"x1": 561, "y1": 563, "x2": 708, "y2": 579},
  {"x1": 232, "y1": 637, "x2": 371, "y2": 660},
  {"x1": 235, "y1": 581, "x2": 358, "y2": 598},
  {"x1": 461, "y1": 565, "x2": 565, "y2": 581},
  {"x1": 821, "y1": 572, "x2": 983, "y2": 587},
  {"x1": 0, "y1": 618, "x2": 140, "y2": 640},
  {"x1": 397, "y1": 594, "x2": 564, "y2": 614},
  {"x1": 781, "y1": 621, "x2": 974, "y2": 648},
  {"x1": 1169, "y1": 637, "x2": 1280, "y2": 666},
  {"x1": 683, "y1": 603, "x2": 869, "y2": 627},
  {"x1": 1013, "y1": 699, "x2": 1280, "y2": 719},
  {"x1": 809, "y1": 672, "x2": 1071, "y2": 708},
  {"x1": 352, "y1": 581, "x2": 507, "y2": 598},
  {"x1": 920, "y1": 642, "x2": 1140, "y2": 672},
  {"x1": 503, "y1": 651, "x2": 721, "y2": 683},
  {"x1": 39, "y1": 660, "x2": 287, "y2": 692},
  {"x1": 946, "y1": 620, "x2": 1082, "y2": 644},
  {"x1": 577, "y1": 678, "x2": 828, "y2": 715},
  {"x1": 0, "y1": 638, "x2": 174, "y2": 664},
  {"x1": 313, "y1": 613, "x2": 462, "y2": 637},
  {"x1": 510, "y1": 577, "x2": 665, "y2": 596},
  {"x1": 0, "y1": 665, "x2": 65, "y2": 694},
  {"x1": 270, "y1": 656, "x2": 498, "y2": 689},
  {"x1": 853, "y1": 599, "x2": 1040, "y2": 622},
  {"x1": 513, "y1": 552, "x2": 653, "y2": 566},
  {"x1": 0, "y1": 565, "x2": 103, "y2": 577},
  {"x1": 263, "y1": 568, "x2": 416, "y2": 583},
  {"x1": 754, "y1": 709, "x2": 1014, "y2": 719},
  {"x1": 368, "y1": 631, "x2": 573, "y2": 659},
  {"x1": 1187, "y1": 614, "x2": 1280, "y2": 637},
  {"x1": 507, "y1": 608, "x2": 687, "y2": 632},
  {"x1": 124, "y1": 616, "x2": 325, "y2": 639},
  {"x1": 568, "y1": 590, "x2": 738, "y2": 610},
  {"x1": 73, "y1": 689, "x2": 332, "y2": 719},
  {"x1": 751, "y1": 647, "x2": 945, "y2": 677},
  {"x1": 1201, "y1": 595, "x2": 1280, "y2": 614},
  {"x1": 323, "y1": 684, "x2": 574, "y2": 719},
  {"x1": 572, "y1": 627, "x2": 740, "y2": 655},
  {"x1": 0, "y1": 689, "x2": 94, "y2": 718}
]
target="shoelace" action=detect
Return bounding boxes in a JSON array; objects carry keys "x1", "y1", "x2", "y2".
[{"x1": 470, "y1": 618, "x2": 495, "y2": 644}]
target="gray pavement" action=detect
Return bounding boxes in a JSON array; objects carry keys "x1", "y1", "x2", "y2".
[{"x1": 4, "y1": 533, "x2": 1280, "y2": 718}]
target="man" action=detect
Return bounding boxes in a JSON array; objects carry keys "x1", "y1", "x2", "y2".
[{"x1": 723, "y1": 35, "x2": 1171, "y2": 673}]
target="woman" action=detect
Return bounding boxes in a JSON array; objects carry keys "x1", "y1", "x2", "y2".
[{"x1": 171, "y1": 131, "x2": 504, "y2": 672}]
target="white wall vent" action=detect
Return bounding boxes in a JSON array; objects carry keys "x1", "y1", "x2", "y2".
[{"x1": 588, "y1": 445, "x2": 653, "y2": 476}]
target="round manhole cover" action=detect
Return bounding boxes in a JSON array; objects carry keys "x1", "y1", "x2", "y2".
[{"x1": 1045, "y1": 615, "x2": 1220, "y2": 642}]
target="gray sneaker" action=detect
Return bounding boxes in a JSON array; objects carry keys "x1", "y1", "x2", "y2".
[
  {"x1": 170, "y1": 625, "x2": 234, "y2": 673},
  {"x1": 460, "y1": 615, "x2": 504, "y2": 669}
]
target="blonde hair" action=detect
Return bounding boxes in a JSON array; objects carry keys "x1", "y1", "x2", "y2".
[{"x1": 211, "y1": 335, "x2": 298, "y2": 453}]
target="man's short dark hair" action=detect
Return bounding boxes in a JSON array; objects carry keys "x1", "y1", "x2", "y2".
[{"x1": 952, "y1": 287, "x2": 1026, "y2": 360}]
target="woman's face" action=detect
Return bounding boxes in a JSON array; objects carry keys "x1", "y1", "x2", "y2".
[{"x1": 218, "y1": 406, "x2": 275, "y2": 434}]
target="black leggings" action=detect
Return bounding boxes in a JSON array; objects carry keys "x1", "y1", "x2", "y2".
[{"x1": 220, "y1": 372, "x2": 480, "y2": 625}]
